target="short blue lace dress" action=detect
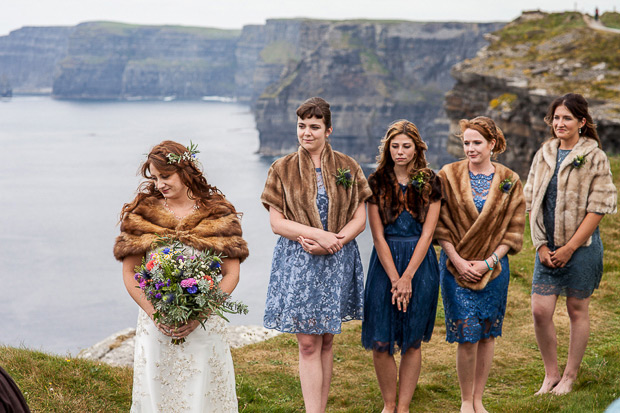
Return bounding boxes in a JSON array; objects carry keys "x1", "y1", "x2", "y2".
[
  {"x1": 440, "y1": 172, "x2": 510, "y2": 343},
  {"x1": 362, "y1": 185, "x2": 440, "y2": 355},
  {"x1": 532, "y1": 149, "x2": 604, "y2": 299},
  {"x1": 263, "y1": 169, "x2": 364, "y2": 335}
]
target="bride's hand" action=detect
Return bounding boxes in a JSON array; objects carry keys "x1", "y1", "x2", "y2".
[{"x1": 153, "y1": 319, "x2": 201, "y2": 339}]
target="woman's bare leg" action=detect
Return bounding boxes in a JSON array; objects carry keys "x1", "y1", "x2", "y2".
[
  {"x1": 552, "y1": 296, "x2": 590, "y2": 395},
  {"x1": 531, "y1": 293, "x2": 562, "y2": 394}
]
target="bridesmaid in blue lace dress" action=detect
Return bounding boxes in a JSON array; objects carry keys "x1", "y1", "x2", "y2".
[
  {"x1": 435, "y1": 117, "x2": 525, "y2": 413},
  {"x1": 524, "y1": 94, "x2": 617, "y2": 395},
  {"x1": 260, "y1": 97, "x2": 372, "y2": 413},
  {"x1": 362, "y1": 120, "x2": 442, "y2": 413}
]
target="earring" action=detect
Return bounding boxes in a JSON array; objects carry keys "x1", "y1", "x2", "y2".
[
  {"x1": 490, "y1": 150, "x2": 494, "y2": 156},
  {"x1": 579, "y1": 127, "x2": 582, "y2": 135}
]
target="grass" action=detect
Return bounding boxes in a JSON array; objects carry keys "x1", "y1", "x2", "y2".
[
  {"x1": 600, "y1": 12, "x2": 620, "y2": 29},
  {"x1": 477, "y1": 11, "x2": 620, "y2": 103},
  {"x1": 2, "y1": 156, "x2": 619, "y2": 412}
]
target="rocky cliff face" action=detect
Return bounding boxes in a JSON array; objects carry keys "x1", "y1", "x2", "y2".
[
  {"x1": 52, "y1": 22, "x2": 240, "y2": 99},
  {"x1": 251, "y1": 20, "x2": 504, "y2": 165},
  {"x1": 445, "y1": 11, "x2": 620, "y2": 176},
  {"x1": 0, "y1": 26, "x2": 73, "y2": 94}
]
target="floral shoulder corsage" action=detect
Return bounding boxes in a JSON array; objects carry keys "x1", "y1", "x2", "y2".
[
  {"x1": 499, "y1": 176, "x2": 515, "y2": 194},
  {"x1": 571, "y1": 154, "x2": 587, "y2": 169},
  {"x1": 409, "y1": 170, "x2": 428, "y2": 193},
  {"x1": 335, "y1": 168, "x2": 354, "y2": 189}
]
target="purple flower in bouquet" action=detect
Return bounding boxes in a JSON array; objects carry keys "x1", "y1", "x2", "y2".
[
  {"x1": 134, "y1": 240, "x2": 249, "y2": 345},
  {"x1": 180, "y1": 278, "x2": 197, "y2": 288}
]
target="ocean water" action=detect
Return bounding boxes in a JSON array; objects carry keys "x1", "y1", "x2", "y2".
[{"x1": 0, "y1": 96, "x2": 373, "y2": 355}]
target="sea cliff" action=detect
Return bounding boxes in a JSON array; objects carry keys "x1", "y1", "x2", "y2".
[
  {"x1": 0, "y1": 26, "x2": 73, "y2": 94},
  {"x1": 52, "y1": 22, "x2": 240, "y2": 100},
  {"x1": 250, "y1": 19, "x2": 504, "y2": 165},
  {"x1": 444, "y1": 11, "x2": 620, "y2": 176}
]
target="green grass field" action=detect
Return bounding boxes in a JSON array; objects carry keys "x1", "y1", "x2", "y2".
[{"x1": 2, "y1": 156, "x2": 619, "y2": 412}]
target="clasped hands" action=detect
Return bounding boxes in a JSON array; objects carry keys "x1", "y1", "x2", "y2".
[
  {"x1": 151, "y1": 315, "x2": 202, "y2": 340},
  {"x1": 538, "y1": 245, "x2": 574, "y2": 268},
  {"x1": 454, "y1": 258, "x2": 490, "y2": 283},
  {"x1": 391, "y1": 276, "x2": 412, "y2": 312},
  {"x1": 297, "y1": 231, "x2": 344, "y2": 255}
]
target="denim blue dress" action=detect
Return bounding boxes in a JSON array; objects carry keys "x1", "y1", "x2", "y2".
[
  {"x1": 440, "y1": 172, "x2": 510, "y2": 343},
  {"x1": 362, "y1": 185, "x2": 440, "y2": 355},
  {"x1": 532, "y1": 149, "x2": 604, "y2": 299},
  {"x1": 263, "y1": 169, "x2": 364, "y2": 335}
]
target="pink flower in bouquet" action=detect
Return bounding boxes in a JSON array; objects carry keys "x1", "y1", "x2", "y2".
[
  {"x1": 139, "y1": 280, "x2": 147, "y2": 289},
  {"x1": 180, "y1": 278, "x2": 197, "y2": 288},
  {"x1": 146, "y1": 260, "x2": 155, "y2": 271}
]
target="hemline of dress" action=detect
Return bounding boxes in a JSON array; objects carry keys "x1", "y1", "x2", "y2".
[
  {"x1": 444, "y1": 331, "x2": 503, "y2": 344},
  {"x1": 264, "y1": 315, "x2": 362, "y2": 335}
]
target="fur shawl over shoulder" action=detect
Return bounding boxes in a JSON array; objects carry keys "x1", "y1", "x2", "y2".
[
  {"x1": 435, "y1": 160, "x2": 526, "y2": 290},
  {"x1": 113, "y1": 196, "x2": 249, "y2": 262},
  {"x1": 261, "y1": 144, "x2": 372, "y2": 233},
  {"x1": 524, "y1": 137, "x2": 617, "y2": 250},
  {"x1": 367, "y1": 167, "x2": 442, "y2": 226}
]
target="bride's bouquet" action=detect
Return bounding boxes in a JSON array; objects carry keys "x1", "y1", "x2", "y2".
[{"x1": 134, "y1": 239, "x2": 248, "y2": 344}]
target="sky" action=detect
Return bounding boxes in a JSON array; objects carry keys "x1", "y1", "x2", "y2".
[{"x1": 2, "y1": 0, "x2": 618, "y2": 36}]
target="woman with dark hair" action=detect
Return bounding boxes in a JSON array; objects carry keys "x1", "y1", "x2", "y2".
[
  {"x1": 361, "y1": 120, "x2": 442, "y2": 413},
  {"x1": 525, "y1": 93, "x2": 617, "y2": 395},
  {"x1": 261, "y1": 97, "x2": 371, "y2": 412},
  {"x1": 114, "y1": 140, "x2": 249, "y2": 412},
  {"x1": 435, "y1": 117, "x2": 525, "y2": 413}
]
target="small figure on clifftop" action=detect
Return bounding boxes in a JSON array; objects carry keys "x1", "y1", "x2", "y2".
[
  {"x1": 595, "y1": 7, "x2": 599, "y2": 21},
  {"x1": 525, "y1": 93, "x2": 617, "y2": 395}
]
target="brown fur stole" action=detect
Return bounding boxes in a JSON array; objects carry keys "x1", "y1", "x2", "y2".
[
  {"x1": 435, "y1": 160, "x2": 525, "y2": 290},
  {"x1": 260, "y1": 144, "x2": 372, "y2": 233},
  {"x1": 367, "y1": 167, "x2": 442, "y2": 226},
  {"x1": 113, "y1": 196, "x2": 249, "y2": 262}
]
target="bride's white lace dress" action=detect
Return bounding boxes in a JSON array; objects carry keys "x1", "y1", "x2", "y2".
[{"x1": 130, "y1": 309, "x2": 238, "y2": 412}]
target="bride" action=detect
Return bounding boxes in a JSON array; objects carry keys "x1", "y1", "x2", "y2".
[{"x1": 114, "y1": 140, "x2": 249, "y2": 412}]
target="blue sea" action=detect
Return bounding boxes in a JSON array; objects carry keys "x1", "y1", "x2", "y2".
[{"x1": 0, "y1": 96, "x2": 373, "y2": 355}]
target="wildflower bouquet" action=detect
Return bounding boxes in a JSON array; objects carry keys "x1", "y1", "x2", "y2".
[{"x1": 134, "y1": 239, "x2": 248, "y2": 344}]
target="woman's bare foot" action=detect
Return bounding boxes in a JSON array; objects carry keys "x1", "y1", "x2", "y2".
[
  {"x1": 460, "y1": 401, "x2": 475, "y2": 413},
  {"x1": 381, "y1": 406, "x2": 396, "y2": 413},
  {"x1": 473, "y1": 400, "x2": 489, "y2": 413},
  {"x1": 550, "y1": 377, "x2": 575, "y2": 395},
  {"x1": 535, "y1": 375, "x2": 561, "y2": 395}
]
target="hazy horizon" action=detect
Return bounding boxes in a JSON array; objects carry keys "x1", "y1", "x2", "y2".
[{"x1": 3, "y1": 0, "x2": 616, "y2": 36}]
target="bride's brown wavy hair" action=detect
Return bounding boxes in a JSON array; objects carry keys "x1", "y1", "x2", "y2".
[{"x1": 119, "y1": 140, "x2": 233, "y2": 222}]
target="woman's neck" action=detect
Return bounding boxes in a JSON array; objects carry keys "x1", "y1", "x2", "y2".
[
  {"x1": 306, "y1": 144, "x2": 325, "y2": 168},
  {"x1": 468, "y1": 159, "x2": 495, "y2": 175},
  {"x1": 393, "y1": 164, "x2": 409, "y2": 184},
  {"x1": 558, "y1": 134, "x2": 580, "y2": 150},
  {"x1": 164, "y1": 195, "x2": 194, "y2": 209}
]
